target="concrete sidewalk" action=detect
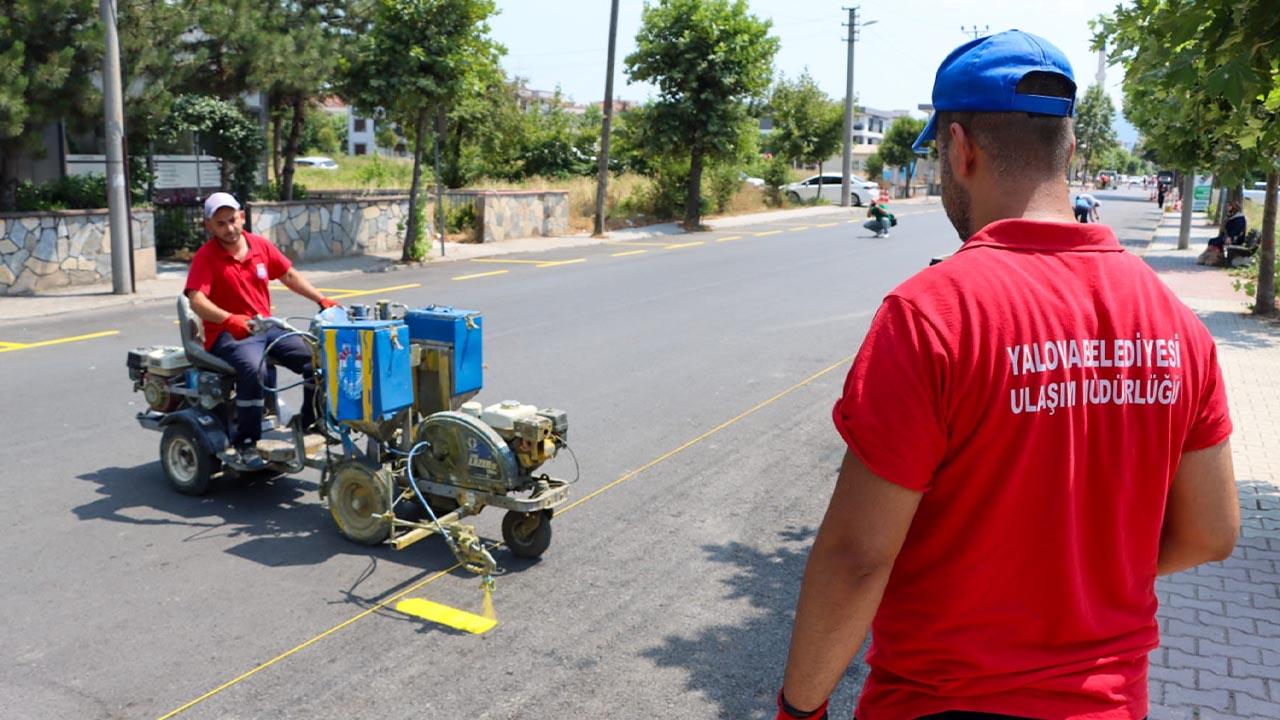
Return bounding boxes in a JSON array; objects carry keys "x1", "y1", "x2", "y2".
[
  {"x1": 0, "y1": 198, "x2": 938, "y2": 325},
  {"x1": 1141, "y1": 211, "x2": 1280, "y2": 720}
]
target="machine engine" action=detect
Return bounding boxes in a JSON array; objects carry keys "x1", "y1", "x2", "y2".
[{"x1": 412, "y1": 402, "x2": 567, "y2": 495}]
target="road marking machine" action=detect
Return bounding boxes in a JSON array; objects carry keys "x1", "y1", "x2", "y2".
[{"x1": 127, "y1": 298, "x2": 573, "y2": 586}]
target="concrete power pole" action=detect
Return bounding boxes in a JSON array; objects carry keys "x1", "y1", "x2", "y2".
[
  {"x1": 593, "y1": 0, "x2": 620, "y2": 237},
  {"x1": 101, "y1": 0, "x2": 133, "y2": 295},
  {"x1": 840, "y1": 7, "x2": 858, "y2": 207}
]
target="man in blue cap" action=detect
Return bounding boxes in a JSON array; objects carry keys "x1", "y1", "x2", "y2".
[{"x1": 774, "y1": 30, "x2": 1237, "y2": 720}]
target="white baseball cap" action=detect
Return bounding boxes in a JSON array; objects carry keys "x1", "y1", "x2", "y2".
[{"x1": 203, "y1": 192, "x2": 242, "y2": 220}]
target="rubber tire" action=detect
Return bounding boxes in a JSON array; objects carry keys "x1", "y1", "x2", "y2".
[
  {"x1": 786, "y1": 191, "x2": 802, "y2": 204},
  {"x1": 329, "y1": 464, "x2": 392, "y2": 546},
  {"x1": 851, "y1": 192, "x2": 863, "y2": 207},
  {"x1": 502, "y1": 510, "x2": 553, "y2": 559},
  {"x1": 160, "y1": 424, "x2": 217, "y2": 496}
]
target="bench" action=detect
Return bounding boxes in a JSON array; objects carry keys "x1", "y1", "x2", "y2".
[{"x1": 1225, "y1": 229, "x2": 1262, "y2": 267}]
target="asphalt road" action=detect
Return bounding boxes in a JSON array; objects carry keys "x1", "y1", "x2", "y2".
[{"x1": 0, "y1": 189, "x2": 1164, "y2": 719}]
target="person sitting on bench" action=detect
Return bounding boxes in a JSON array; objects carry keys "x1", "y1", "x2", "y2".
[{"x1": 1207, "y1": 202, "x2": 1247, "y2": 250}]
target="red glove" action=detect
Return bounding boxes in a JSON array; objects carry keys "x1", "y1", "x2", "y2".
[
  {"x1": 776, "y1": 691, "x2": 828, "y2": 720},
  {"x1": 222, "y1": 313, "x2": 252, "y2": 340},
  {"x1": 318, "y1": 297, "x2": 340, "y2": 310}
]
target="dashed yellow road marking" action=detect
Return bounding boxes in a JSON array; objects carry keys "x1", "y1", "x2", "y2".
[
  {"x1": 395, "y1": 598, "x2": 496, "y2": 634},
  {"x1": 603, "y1": 240, "x2": 671, "y2": 247},
  {"x1": 753, "y1": 230, "x2": 783, "y2": 236},
  {"x1": 715, "y1": 236, "x2": 743, "y2": 242},
  {"x1": 612, "y1": 250, "x2": 647, "y2": 257},
  {"x1": 536, "y1": 259, "x2": 588, "y2": 268},
  {"x1": 812, "y1": 222, "x2": 838, "y2": 228},
  {"x1": 0, "y1": 330, "x2": 119, "y2": 353},
  {"x1": 452, "y1": 270, "x2": 508, "y2": 281},
  {"x1": 788, "y1": 226, "x2": 811, "y2": 232},
  {"x1": 663, "y1": 241, "x2": 704, "y2": 250},
  {"x1": 325, "y1": 283, "x2": 420, "y2": 301},
  {"x1": 469, "y1": 258, "x2": 548, "y2": 265}
]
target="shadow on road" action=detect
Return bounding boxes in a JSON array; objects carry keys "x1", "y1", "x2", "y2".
[{"x1": 641, "y1": 526, "x2": 868, "y2": 719}]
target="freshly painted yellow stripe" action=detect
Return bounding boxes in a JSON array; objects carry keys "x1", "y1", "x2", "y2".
[
  {"x1": 812, "y1": 222, "x2": 838, "y2": 228},
  {"x1": 158, "y1": 353, "x2": 857, "y2": 719},
  {"x1": 715, "y1": 235, "x2": 743, "y2": 242},
  {"x1": 611, "y1": 250, "x2": 647, "y2": 257},
  {"x1": 327, "y1": 283, "x2": 420, "y2": 301},
  {"x1": 452, "y1": 270, "x2": 509, "y2": 280},
  {"x1": 603, "y1": 240, "x2": 670, "y2": 247},
  {"x1": 0, "y1": 330, "x2": 118, "y2": 352},
  {"x1": 787, "y1": 226, "x2": 812, "y2": 232},
  {"x1": 536, "y1": 259, "x2": 587, "y2": 267},
  {"x1": 663, "y1": 241, "x2": 703, "y2": 250},
  {"x1": 469, "y1": 258, "x2": 547, "y2": 265},
  {"x1": 753, "y1": 230, "x2": 783, "y2": 236},
  {"x1": 395, "y1": 598, "x2": 497, "y2": 634}
]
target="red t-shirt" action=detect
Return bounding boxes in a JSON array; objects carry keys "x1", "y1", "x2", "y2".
[
  {"x1": 184, "y1": 232, "x2": 292, "y2": 349},
  {"x1": 833, "y1": 219, "x2": 1232, "y2": 720}
]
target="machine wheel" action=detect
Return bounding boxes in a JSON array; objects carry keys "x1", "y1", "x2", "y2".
[
  {"x1": 502, "y1": 510, "x2": 553, "y2": 559},
  {"x1": 786, "y1": 191, "x2": 802, "y2": 204},
  {"x1": 329, "y1": 462, "x2": 392, "y2": 545},
  {"x1": 160, "y1": 424, "x2": 218, "y2": 496}
]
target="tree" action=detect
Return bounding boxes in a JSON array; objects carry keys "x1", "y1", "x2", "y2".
[
  {"x1": 0, "y1": 0, "x2": 101, "y2": 210},
  {"x1": 159, "y1": 95, "x2": 266, "y2": 197},
  {"x1": 766, "y1": 71, "x2": 842, "y2": 200},
  {"x1": 1074, "y1": 84, "x2": 1118, "y2": 185},
  {"x1": 343, "y1": 0, "x2": 504, "y2": 261},
  {"x1": 625, "y1": 0, "x2": 778, "y2": 229},
  {"x1": 864, "y1": 151, "x2": 884, "y2": 183},
  {"x1": 1096, "y1": 0, "x2": 1280, "y2": 315},
  {"x1": 879, "y1": 117, "x2": 927, "y2": 199}
]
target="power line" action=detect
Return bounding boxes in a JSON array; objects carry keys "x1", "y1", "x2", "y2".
[{"x1": 961, "y1": 25, "x2": 989, "y2": 40}]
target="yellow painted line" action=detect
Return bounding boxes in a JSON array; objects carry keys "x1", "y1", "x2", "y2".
[
  {"x1": 788, "y1": 226, "x2": 812, "y2": 232},
  {"x1": 0, "y1": 330, "x2": 119, "y2": 353},
  {"x1": 611, "y1": 250, "x2": 647, "y2": 257},
  {"x1": 159, "y1": 353, "x2": 855, "y2": 718},
  {"x1": 715, "y1": 235, "x2": 743, "y2": 243},
  {"x1": 395, "y1": 598, "x2": 496, "y2": 634},
  {"x1": 469, "y1": 258, "x2": 549, "y2": 265},
  {"x1": 603, "y1": 240, "x2": 671, "y2": 247},
  {"x1": 536, "y1": 259, "x2": 587, "y2": 268},
  {"x1": 663, "y1": 241, "x2": 704, "y2": 250},
  {"x1": 813, "y1": 222, "x2": 839, "y2": 227},
  {"x1": 326, "y1": 283, "x2": 420, "y2": 301},
  {"x1": 452, "y1": 270, "x2": 509, "y2": 281},
  {"x1": 753, "y1": 230, "x2": 783, "y2": 237}
]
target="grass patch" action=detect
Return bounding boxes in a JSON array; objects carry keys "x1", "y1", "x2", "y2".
[{"x1": 287, "y1": 154, "x2": 416, "y2": 193}]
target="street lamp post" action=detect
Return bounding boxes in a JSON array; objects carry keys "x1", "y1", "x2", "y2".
[{"x1": 841, "y1": 11, "x2": 877, "y2": 207}]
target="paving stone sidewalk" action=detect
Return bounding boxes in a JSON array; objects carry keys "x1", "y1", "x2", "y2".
[{"x1": 1142, "y1": 211, "x2": 1280, "y2": 720}]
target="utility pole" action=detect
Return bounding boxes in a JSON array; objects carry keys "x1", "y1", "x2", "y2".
[
  {"x1": 961, "y1": 25, "x2": 989, "y2": 40},
  {"x1": 841, "y1": 8, "x2": 876, "y2": 207},
  {"x1": 593, "y1": 0, "x2": 620, "y2": 237},
  {"x1": 100, "y1": 0, "x2": 132, "y2": 295}
]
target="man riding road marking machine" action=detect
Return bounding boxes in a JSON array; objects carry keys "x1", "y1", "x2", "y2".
[{"x1": 127, "y1": 299, "x2": 573, "y2": 584}]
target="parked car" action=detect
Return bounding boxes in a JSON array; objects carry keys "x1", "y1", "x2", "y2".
[
  {"x1": 739, "y1": 171, "x2": 766, "y2": 188},
  {"x1": 295, "y1": 156, "x2": 339, "y2": 170},
  {"x1": 782, "y1": 173, "x2": 879, "y2": 205}
]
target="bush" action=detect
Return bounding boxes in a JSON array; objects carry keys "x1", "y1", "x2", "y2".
[
  {"x1": 14, "y1": 174, "x2": 109, "y2": 211},
  {"x1": 257, "y1": 180, "x2": 310, "y2": 201},
  {"x1": 707, "y1": 164, "x2": 741, "y2": 214},
  {"x1": 761, "y1": 156, "x2": 790, "y2": 207},
  {"x1": 444, "y1": 200, "x2": 477, "y2": 234},
  {"x1": 395, "y1": 198, "x2": 432, "y2": 260}
]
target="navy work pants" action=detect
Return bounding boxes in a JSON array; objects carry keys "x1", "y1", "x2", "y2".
[{"x1": 211, "y1": 326, "x2": 315, "y2": 446}]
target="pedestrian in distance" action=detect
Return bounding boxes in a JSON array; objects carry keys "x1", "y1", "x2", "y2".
[
  {"x1": 775, "y1": 29, "x2": 1237, "y2": 720},
  {"x1": 1157, "y1": 181, "x2": 1167, "y2": 209},
  {"x1": 184, "y1": 192, "x2": 342, "y2": 470},
  {"x1": 1073, "y1": 191, "x2": 1100, "y2": 223},
  {"x1": 863, "y1": 198, "x2": 894, "y2": 238}
]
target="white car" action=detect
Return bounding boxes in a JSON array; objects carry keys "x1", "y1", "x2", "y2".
[
  {"x1": 782, "y1": 173, "x2": 879, "y2": 205},
  {"x1": 295, "y1": 156, "x2": 339, "y2": 170}
]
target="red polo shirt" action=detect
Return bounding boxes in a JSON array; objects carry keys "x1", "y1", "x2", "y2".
[
  {"x1": 184, "y1": 232, "x2": 292, "y2": 349},
  {"x1": 833, "y1": 219, "x2": 1231, "y2": 720}
]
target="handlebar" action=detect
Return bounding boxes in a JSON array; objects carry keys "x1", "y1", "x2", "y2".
[{"x1": 249, "y1": 315, "x2": 303, "y2": 335}]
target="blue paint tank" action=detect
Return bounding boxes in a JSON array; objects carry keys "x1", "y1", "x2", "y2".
[{"x1": 404, "y1": 306, "x2": 483, "y2": 395}]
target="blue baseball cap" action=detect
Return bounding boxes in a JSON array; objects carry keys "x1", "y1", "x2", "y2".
[{"x1": 913, "y1": 30, "x2": 1076, "y2": 153}]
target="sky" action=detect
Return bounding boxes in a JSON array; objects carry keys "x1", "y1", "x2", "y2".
[{"x1": 489, "y1": 0, "x2": 1139, "y2": 143}]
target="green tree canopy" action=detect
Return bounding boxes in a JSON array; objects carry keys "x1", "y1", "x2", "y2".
[
  {"x1": 342, "y1": 0, "x2": 505, "y2": 261},
  {"x1": 159, "y1": 94, "x2": 266, "y2": 197},
  {"x1": 625, "y1": 0, "x2": 778, "y2": 229},
  {"x1": 0, "y1": 0, "x2": 101, "y2": 210},
  {"x1": 879, "y1": 116, "x2": 926, "y2": 197},
  {"x1": 767, "y1": 71, "x2": 842, "y2": 174},
  {"x1": 1074, "y1": 84, "x2": 1118, "y2": 184}
]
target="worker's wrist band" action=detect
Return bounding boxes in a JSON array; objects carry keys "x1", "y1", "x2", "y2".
[{"x1": 778, "y1": 690, "x2": 828, "y2": 719}]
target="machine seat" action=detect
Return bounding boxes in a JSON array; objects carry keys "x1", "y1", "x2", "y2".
[{"x1": 177, "y1": 294, "x2": 236, "y2": 375}]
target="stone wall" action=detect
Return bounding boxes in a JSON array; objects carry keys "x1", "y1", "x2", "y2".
[
  {"x1": 250, "y1": 197, "x2": 410, "y2": 262},
  {"x1": 0, "y1": 210, "x2": 155, "y2": 295},
  {"x1": 476, "y1": 190, "x2": 569, "y2": 243}
]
